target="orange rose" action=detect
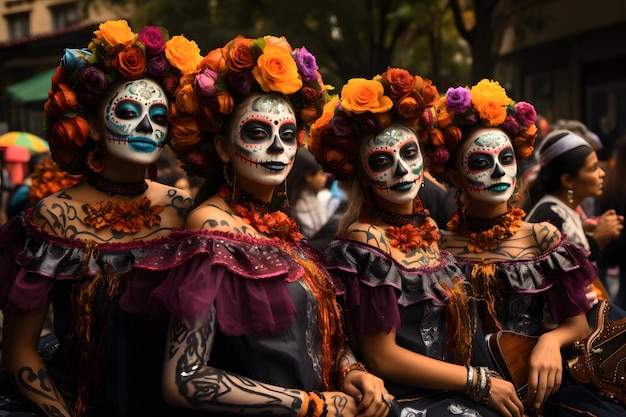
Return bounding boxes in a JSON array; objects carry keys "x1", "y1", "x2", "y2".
[
  {"x1": 470, "y1": 79, "x2": 510, "y2": 126},
  {"x1": 420, "y1": 79, "x2": 439, "y2": 107},
  {"x1": 50, "y1": 66, "x2": 64, "y2": 90},
  {"x1": 384, "y1": 68, "x2": 416, "y2": 98},
  {"x1": 171, "y1": 116, "x2": 203, "y2": 149},
  {"x1": 45, "y1": 83, "x2": 78, "y2": 120},
  {"x1": 114, "y1": 45, "x2": 145, "y2": 80},
  {"x1": 90, "y1": 20, "x2": 136, "y2": 50},
  {"x1": 436, "y1": 96, "x2": 453, "y2": 129},
  {"x1": 52, "y1": 116, "x2": 90, "y2": 147},
  {"x1": 200, "y1": 48, "x2": 226, "y2": 73},
  {"x1": 166, "y1": 35, "x2": 203, "y2": 75},
  {"x1": 252, "y1": 44, "x2": 302, "y2": 94},
  {"x1": 176, "y1": 84, "x2": 200, "y2": 115},
  {"x1": 223, "y1": 35, "x2": 255, "y2": 72},
  {"x1": 429, "y1": 127, "x2": 445, "y2": 147},
  {"x1": 396, "y1": 95, "x2": 419, "y2": 119},
  {"x1": 263, "y1": 35, "x2": 292, "y2": 52},
  {"x1": 443, "y1": 125, "x2": 462, "y2": 149},
  {"x1": 340, "y1": 78, "x2": 392, "y2": 114},
  {"x1": 300, "y1": 106, "x2": 319, "y2": 123},
  {"x1": 209, "y1": 92, "x2": 234, "y2": 114}
]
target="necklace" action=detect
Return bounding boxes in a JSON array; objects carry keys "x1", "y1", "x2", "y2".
[
  {"x1": 220, "y1": 184, "x2": 303, "y2": 242},
  {"x1": 82, "y1": 197, "x2": 164, "y2": 234},
  {"x1": 87, "y1": 174, "x2": 148, "y2": 197},
  {"x1": 447, "y1": 206, "x2": 525, "y2": 253},
  {"x1": 362, "y1": 198, "x2": 438, "y2": 253}
]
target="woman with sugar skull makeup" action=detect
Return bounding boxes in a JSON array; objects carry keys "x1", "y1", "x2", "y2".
[
  {"x1": 308, "y1": 70, "x2": 524, "y2": 417},
  {"x1": 0, "y1": 20, "x2": 199, "y2": 417},
  {"x1": 157, "y1": 35, "x2": 390, "y2": 417},
  {"x1": 431, "y1": 80, "x2": 625, "y2": 416}
]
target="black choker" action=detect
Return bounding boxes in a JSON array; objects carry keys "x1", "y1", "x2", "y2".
[
  {"x1": 463, "y1": 210, "x2": 511, "y2": 233},
  {"x1": 87, "y1": 175, "x2": 148, "y2": 197},
  {"x1": 230, "y1": 187, "x2": 272, "y2": 214},
  {"x1": 373, "y1": 207, "x2": 426, "y2": 227}
]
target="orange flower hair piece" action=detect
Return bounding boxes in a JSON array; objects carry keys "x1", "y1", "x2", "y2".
[
  {"x1": 308, "y1": 67, "x2": 440, "y2": 181},
  {"x1": 44, "y1": 19, "x2": 201, "y2": 175},
  {"x1": 423, "y1": 79, "x2": 538, "y2": 183},
  {"x1": 169, "y1": 35, "x2": 330, "y2": 179}
]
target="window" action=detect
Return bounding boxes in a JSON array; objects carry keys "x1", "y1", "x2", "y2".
[
  {"x1": 7, "y1": 12, "x2": 30, "y2": 40},
  {"x1": 50, "y1": 3, "x2": 79, "y2": 30}
]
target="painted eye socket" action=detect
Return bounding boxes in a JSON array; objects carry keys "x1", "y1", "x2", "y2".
[
  {"x1": 368, "y1": 152, "x2": 394, "y2": 172},
  {"x1": 499, "y1": 148, "x2": 515, "y2": 165},
  {"x1": 279, "y1": 123, "x2": 297, "y2": 144},
  {"x1": 115, "y1": 100, "x2": 142, "y2": 120},
  {"x1": 149, "y1": 104, "x2": 168, "y2": 126},
  {"x1": 241, "y1": 121, "x2": 271, "y2": 143},
  {"x1": 401, "y1": 142, "x2": 419, "y2": 160},
  {"x1": 467, "y1": 153, "x2": 494, "y2": 171}
]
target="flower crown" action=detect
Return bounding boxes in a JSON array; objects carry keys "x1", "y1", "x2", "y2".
[
  {"x1": 43, "y1": 19, "x2": 203, "y2": 175},
  {"x1": 308, "y1": 67, "x2": 440, "y2": 181},
  {"x1": 168, "y1": 35, "x2": 330, "y2": 178},
  {"x1": 423, "y1": 79, "x2": 538, "y2": 182}
]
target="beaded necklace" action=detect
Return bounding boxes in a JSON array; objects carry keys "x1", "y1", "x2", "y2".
[{"x1": 87, "y1": 174, "x2": 148, "y2": 196}]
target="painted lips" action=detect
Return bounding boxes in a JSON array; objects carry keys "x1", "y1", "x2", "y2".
[
  {"x1": 260, "y1": 161, "x2": 288, "y2": 171},
  {"x1": 487, "y1": 183, "x2": 510, "y2": 193}
]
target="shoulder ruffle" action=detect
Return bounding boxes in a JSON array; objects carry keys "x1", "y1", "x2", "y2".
[
  {"x1": 128, "y1": 229, "x2": 306, "y2": 337},
  {"x1": 456, "y1": 239, "x2": 595, "y2": 320},
  {"x1": 324, "y1": 237, "x2": 466, "y2": 333}
]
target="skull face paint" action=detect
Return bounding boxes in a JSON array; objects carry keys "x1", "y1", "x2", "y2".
[
  {"x1": 459, "y1": 129, "x2": 517, "y2": 205},
  {"x1": 102, "y1": 79, "x2": 168, "y2": 165},
  {"x1": 228, "y1": 94, "x2": 298, "y2": 187},
  {"x1": 360, "y1": 124, "x2": 424, "y2": 205}
]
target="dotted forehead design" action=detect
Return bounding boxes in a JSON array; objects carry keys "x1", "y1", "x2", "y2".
[
  {"x1": 238, "y1": 96, "x2": 295, "y2": 130},
  {"x1": 463, "y1": 131, "x2": 510, "y2": 166}
]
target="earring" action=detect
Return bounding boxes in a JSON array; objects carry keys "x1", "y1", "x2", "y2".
[
  {"x1": 87, "y1": 148, "x2": 104, "y2": 173},
  {"x1": 223, "y1": 162, "x2": 236, "y2": 187},
  {"x1": 567, "y1": 189, "x2": 575, "y2": 204}
]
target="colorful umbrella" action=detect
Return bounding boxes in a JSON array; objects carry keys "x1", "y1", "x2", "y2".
[{"x1": 0, "y1": 131, "x2": 49, "y2": 155}]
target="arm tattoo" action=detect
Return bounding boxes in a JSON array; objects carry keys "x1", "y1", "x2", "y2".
[
  {"x1": 14, "y1": 367, "x2": 72, "y2": 417},
  {"x1": 330, "y1": 393, "x2": 348, "y2": 417},
  {"x1": 166, "y1": 189, "x2": 193, "y2": 217},
  {"x1": 168, "y1": 312, "x2": 302, "y2": 415},
  {"x1": 197, "y1": 204, "x2": 259, "y2": 237}
]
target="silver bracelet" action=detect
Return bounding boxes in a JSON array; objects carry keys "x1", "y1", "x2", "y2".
[{"x1": 464, "y1": 365, "x2": 474, "y2": 395}]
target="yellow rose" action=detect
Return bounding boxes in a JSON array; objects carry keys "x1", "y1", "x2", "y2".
[
  {"x1": 263, "y1": 35, "x2": 293, "y2": 52},
  {"x1": 340, "y1": 78, "x2": 392, "y2": 114},
  {"x1": 166, "y1": 35, "x2": 203, "y2": 75},
  {"x1": 470, "y1": 79, "x2": 510, "y2": 126},
  {"x1": 176, "y1": 84, "x2": 199, "y2": 114},
  {"x1": 252, "y1": 44, "x2": 302, "y2": 94},
  {"x1": 436, "y1": 97, "x2": 453, "y2": 129},
  {"x1": 90, "y1": 20, "x2": 136, "y2": 50}
]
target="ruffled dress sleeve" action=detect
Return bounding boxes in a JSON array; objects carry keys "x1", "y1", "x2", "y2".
[
  {"x1": 323, "y1": 237, "x2": 466, "y2": 334},
  {"x1": 0, "y1": 210, "x2": 197, "y2": 314},
  {"x1": 135, "y1": 229, "x2": 305, "y2": 337}
]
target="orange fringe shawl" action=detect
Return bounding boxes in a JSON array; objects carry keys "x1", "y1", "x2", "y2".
[
  {"x1": 470, "y1": 260, "x2": 503, "y2": 334},
  {"x1": 441, "y1": 276, "x2": 476, "y2": 366}
]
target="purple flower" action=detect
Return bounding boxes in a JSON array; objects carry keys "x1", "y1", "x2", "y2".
[
  {"x1": 78, "y1": 66, "x2": 107, "y2": 95},
  {"x1": 146, "y1": 53, "x2": 171, "y2": 77},
  {"x1": 138, "y1": 26, "x2": 166, "y2": 54},
  {"x1": 501, "y1": 115, "x2": 520, "y2": 136},
  {"x1": 195, "y1": 68, "x2": 219, "y2": 98},
  {"x1": 293, "y1": 47, "x2": 319, "y2": 83},
  {"x1": 445, "y1": 87, "x2": 471, "y2": 114},
  {"x1": 61, "y1": 48, "x2": 91, "y2": 74},
  {"x1": 226, "y1": 71, "x2": 252, "y2": 95},
  {"x1": 513, "y1": 101, "x2": 536, "y2": 129},
  {"x1": 421, "y1": 108, "x2": 434, "y2": 129},
  {"x1": 331, "y1": 115, "x2": 354, "y2": 136}
]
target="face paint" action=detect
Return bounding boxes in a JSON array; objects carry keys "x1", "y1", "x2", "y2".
[
  {"x1": 102, "y1": 79, "x2": 168, "y2": 165},
  {"x1": 459, "y1": 129, "x2": 517, "y2": 204},
  {"x1": 360, "y1": 124, "x2": 424, "y2": 205},
  {"x1": 228, "y1": 94, "x2": 298, "y2": 186}
]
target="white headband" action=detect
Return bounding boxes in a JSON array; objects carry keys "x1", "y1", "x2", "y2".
[{"x1": 539, "y1": 132, "x2": 591, "y2": 167}]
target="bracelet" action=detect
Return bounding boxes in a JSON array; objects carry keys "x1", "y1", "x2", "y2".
[
  {"x1": 297, "y1": 391, "x2": 311, "y2": 417},
  {"x1": 338, "y1": 362, "x2": 367, "y2": 388},
  {"x1": 464, "y1": 365, "x2": 475, "y2": 395},
  {"x1": 309, "y1": 391, "x2": 328, "y2": 417}
]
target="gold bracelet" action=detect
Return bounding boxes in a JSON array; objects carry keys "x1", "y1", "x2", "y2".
[
  {"x1": 338, "y1": 362, "x2": 367, "y2": 388},
  {"x1": 297, "y1": 391, "x2": 311, "y2": 417}
]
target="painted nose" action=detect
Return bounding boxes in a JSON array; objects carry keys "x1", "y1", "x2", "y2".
[
  {"x1": 394, "y1": 160, "x2": 408, "y2": 177},
  {"x1": 137, "y1": 115, "x2": 153, "y2": 133},
  {"x1": 491, "y1": 163, "x2": 505, "y2": 178},
  {"x1": 267, "y1": 135, "x2": 284, "y2": 153}
]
